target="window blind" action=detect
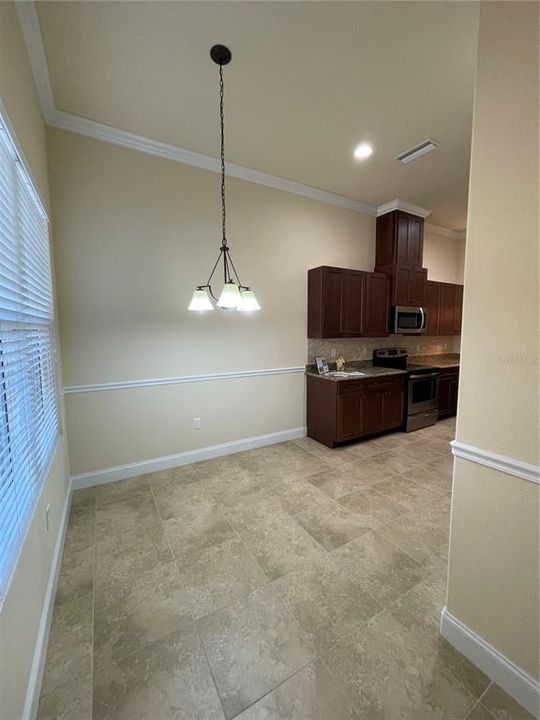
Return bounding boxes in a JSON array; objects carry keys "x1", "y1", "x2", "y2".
[{"x1": 0, "y1": 117, "x2": 59, "y2": 605}]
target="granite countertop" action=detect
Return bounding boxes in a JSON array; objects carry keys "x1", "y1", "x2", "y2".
[
  {"x1": 409, "y1": 353, "x2": 460, "y2": 369},
  {"x1": 305, "y1": 361, "x2": 407, "y2": 381}
]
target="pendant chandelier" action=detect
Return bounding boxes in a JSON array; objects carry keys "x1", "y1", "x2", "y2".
[{"x1": 188, "y1": 45, "x2": 261, "y2": 312}]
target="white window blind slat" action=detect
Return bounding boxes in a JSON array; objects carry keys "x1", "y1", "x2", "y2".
[{"x1": 0, "y1": 118, "x2": 59, "y2": 606}]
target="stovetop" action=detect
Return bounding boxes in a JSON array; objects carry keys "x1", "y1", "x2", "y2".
[{"x1": 372, "y1": 348, "x2": 440, "y2": 375}]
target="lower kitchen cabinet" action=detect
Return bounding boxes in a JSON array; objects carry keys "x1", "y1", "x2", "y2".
[
  {"x1": 307, "y1": 374, "x2": 406, "y2": 447},
  {"x1": 438, "y1": 367, "x2": 459, "y2": 418}
]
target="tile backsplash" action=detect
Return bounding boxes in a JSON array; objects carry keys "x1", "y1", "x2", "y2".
[{"x1": 307, "y1": 335, "x2": 461, "y2": 363}]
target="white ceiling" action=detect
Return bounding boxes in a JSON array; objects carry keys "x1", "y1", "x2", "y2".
[{"x1": 35, "y1": 1, "x2": 479, "y2": 229}]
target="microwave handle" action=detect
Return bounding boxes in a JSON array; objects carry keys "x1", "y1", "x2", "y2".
[{"x1": 419, "y1": 306, "x2": 426, "y2": 331}]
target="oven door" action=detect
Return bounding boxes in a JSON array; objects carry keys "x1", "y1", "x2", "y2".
[
  {"x1": 393, "y1": 306, "x2": 427, "y2": 334},
  {"x1": 408, "y1": 372, "x2": 440, "y2": 414}
]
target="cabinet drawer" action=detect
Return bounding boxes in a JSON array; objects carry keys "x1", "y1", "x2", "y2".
[{"x1": 337, "y1": 375, "x2": 404, "y2": 394}]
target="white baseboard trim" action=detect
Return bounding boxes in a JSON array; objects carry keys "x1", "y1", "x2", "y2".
[
  {"x1": 71, "y1": 426, "x2": 307, "y2": 490},
  {"x1": 22, "y1": 488, "x2": 72, "y2": 720},
  {"x1": 440, "y1": 608, "x2": 540, "y2": 718},
  {"x1": 451, "y1": 440, "x2": 540, "y2": 485}
]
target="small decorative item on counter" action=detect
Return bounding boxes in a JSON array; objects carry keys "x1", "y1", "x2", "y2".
[
  {"x1": 315, "y1": 356, "x2": 329, "y2": 374},
  {"x1": 336, "y1": 355, "x2": 345, "y2": 372}
]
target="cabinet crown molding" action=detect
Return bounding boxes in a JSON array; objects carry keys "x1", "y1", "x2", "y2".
[{"x1": 376, "y1": 199, "x2": 432, "y2": 218}]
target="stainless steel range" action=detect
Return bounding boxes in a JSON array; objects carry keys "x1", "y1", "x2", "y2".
[{"x1": 372, "y1": 348, "x2": 440, "y2": 431}]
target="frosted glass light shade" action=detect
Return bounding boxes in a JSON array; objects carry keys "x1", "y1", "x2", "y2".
[
  {"x1": 238, "y1": 288, "x2": 261, "y2": 312},
  {"x1": 217, "y1": 281, "x2": 241, "y2": 309},
  {"x1": 188, "y1": 287, "x2": 214, "y2": 311}
]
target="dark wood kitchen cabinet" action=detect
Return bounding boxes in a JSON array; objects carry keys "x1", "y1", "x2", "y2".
[
  {"x1": 308, "y1": 266, "x2": 389, "y2": 338},
  {"x1": 376, "y1": 210, "x2": 425, "y2": 270},
  {"x1": 425, "y1": 281, "x2": 464, "y2": 336},
  {"x1": 375, "y1": 210, "x2": 427, "y2": 308},
  {"x1": 438, "y1": 367, "x2": 459, "y2": 418},
  {"x1": 392, "y1": 267, "x2": 427, "y2": 306},
  {"x1": 307, "y1": 373, "x2": 406, "y2": 447}
]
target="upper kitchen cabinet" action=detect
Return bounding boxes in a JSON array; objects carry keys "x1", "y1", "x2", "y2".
[
  {"x1": 375, "y1": 210, "x2": 425, "y2": 270},
  {"x1": 425, "y1": 280, "x2": 464, "y2": 335},
  {"x1": 376, "y1": 210, "x2": 428, "y2": 307},
  {"x1": 391, "y1": 266, "x2": 427, "y2": 307},
  {"x1": 308, "y1": 266, "x2": 389, "y2": 338}
]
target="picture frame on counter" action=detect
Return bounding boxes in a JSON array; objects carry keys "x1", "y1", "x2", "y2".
[{"x1": 315, "y1": 356, "x2": 329, "y2": 374}]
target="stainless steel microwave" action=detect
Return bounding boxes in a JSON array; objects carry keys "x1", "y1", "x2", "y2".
[{"x1": 393, "y1": 305, "x2": 427, "y2": 334}]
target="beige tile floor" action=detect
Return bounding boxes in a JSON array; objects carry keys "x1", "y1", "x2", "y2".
[{"x1": 37, "y1": 418, "x2": 534, "y2": 720}]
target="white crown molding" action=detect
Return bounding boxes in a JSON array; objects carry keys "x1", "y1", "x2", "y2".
[
  {"x1": 48, "y1": 111, "x2": 376, "y2": 214},
  {"x1": 71, "y1": 426, "x2": 306, "y2": 489},
  {"x1": 15, "y1": 0, "x2": 56, "y2": 123},
  {"x1": 376, "y1": 199, "x2": 432, "y2": 218},
  {"x1": 425, "y1": 223, "x2": 466, "y2": 240},
  {"x1": 17, "y1": 0, "x2": 443, "y2": 219},
  {"x1": 440, "y1": 608, "x2": 540, "y2": 717},
  {"x1": 63, "y1": 365, "x2": 305, "y2": 395},
  {"x1": 451, "y1": 440, "x2": 540, "y2": 485}
]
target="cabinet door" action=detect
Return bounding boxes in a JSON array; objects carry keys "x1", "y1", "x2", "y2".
[
  {"x1": 407, "y1": 217, "x2": 424, "y2": 268},
  {"x1": 438, "y1": 371, "x2": 459, "y2": 417},
  {"x1": 396, "y1": 213, "x2": 410, "y2": 265},
  {"x1": 363, "y1": 273, "x2": 389, "y2": 336},
  {"x1": 382, "y1": 388, "x2": 405, "y2": 429},
  {"x1": 409, "y1": 269, "x2": 426, "y2": 306},
  {"x1": 337, "y1": 392, "x2": 364, "y2": 440},
  {"x1": 439, "y1": 284, "x2": 457, "y2": 335},
  {"x1": 394, "y1": 267, "x2": 411, "y2": 305},
  {"x1": 453, "y1": 285, "x2": 463, "y2": 334},
  {"x1": 363, "y1": 390, "x2": 383, "y2": 436},
  {"x1": 322, "y1": 268, "x2": 344, "y2": 337},
  {"x1": 341, "y1": 270, "x2": 365, "y2": 336},
  {"x1": 425, "y1": 281, "x2": 441, "y2": 335}
]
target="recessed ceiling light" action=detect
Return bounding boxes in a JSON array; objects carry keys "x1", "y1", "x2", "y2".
[{"x1": 354, "y1": 143, "x2": 374, "y2": 160}]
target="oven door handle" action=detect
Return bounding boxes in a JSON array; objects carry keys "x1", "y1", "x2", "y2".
[{"x1": 409, "y1": 372, "x2": 440, "y2": 380}]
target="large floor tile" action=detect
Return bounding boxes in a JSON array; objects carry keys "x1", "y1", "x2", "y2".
[
  {"x1": 406, "y1": 461, "x2": 454, "y2": 495},
  {"x1": 265, "y1": 475, "x2": 327, "y2": 514},
  {"x1": 323, "y1": 610, "x2": 489, "y2": 720},
  {"x1": 377, "y1": 505, "x2": 449, "y2": 568},
  {"x1": 93, "y1": 628, "x2": 224, "y2": 720},
  {"x1": 305, "y1": 466, "x2": 374, "y2": 499},
  {"x1": 94, "y1": 560, "x2": 195, "y2": 670},
  {"x1": 371, "y1": 474, "x2": 441, "y2": 513},
  {"x1": 332, "y1": 530, "x2": 426, "y2": 605},
  {"x1": 163, "y1": 498, "x2": 236, "y2": 565},
  {"x1": 338, "y1": 488, "x2": 407, "y2": 528},
  {"x1": 270, "y1": 558, "x2": 382, "y2": 653},
  {"x1": 199, "y1": 587, "x2": 315, "y2": 719},
  {"x1": 151, "y1": 476, "x2": 212, "y2": 520},
  {"x1": 38, "y1": 674, "x2": 92, "y2": 720},
  {"x1": 293, "y1": 494, "x2": 372, "y2": 551},
  {"x1": 481, "y1": 683, "x2": 536, "y2": 719},
  {"x1": 40, "y1": 587, "x2": 93, "y2": 696},
  {"x1": 175, "y1": 537, "x2": 268, "y2": 618},
  {"x1": 95, "y1": 474, "x2": 151, "y2": 507},
  {"x1": 223, "y1": 489, "x2": 289, "y2": 534},
  {"x1": 241, "y1": 513, "x2": 327, "y2": 580},
  {"x1": 235, "y1": 661, "x2": 361, "y2": 720},
  {"x1": 465, "y1": 703, "x2": 494, "y2": 720}
]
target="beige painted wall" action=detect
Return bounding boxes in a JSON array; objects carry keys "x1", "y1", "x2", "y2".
[
  {"x1": 48, "y1": 129, "x2": 466, "y2": 477},
  {"x1": 423, "y1": 229, "x2": 465, "y2": 284},
  {"x1": 447, "y1": 0, "x2": 539, "y2": 682},
  {"x1": 0, "y1": 3, "x2": 71, "y2": 719}
]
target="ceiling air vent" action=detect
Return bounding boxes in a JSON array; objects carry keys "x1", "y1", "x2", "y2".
[{"x1": 395, "y1": 139, "x2": 439, "y2": 163}]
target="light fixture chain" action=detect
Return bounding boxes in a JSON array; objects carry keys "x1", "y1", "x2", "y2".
[{"x1": 219, "y1": 63, "x2": 227, "y2": 247}]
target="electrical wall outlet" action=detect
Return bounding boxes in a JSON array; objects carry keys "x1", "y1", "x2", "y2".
[
  {"x1": 193, "y1": 417, "x2": 202, "y2": 430},
  {"x1": 45, "y1": 504, "x2": 51, "y2": 532},
  {"x1": 330, "y1": 348, "x2": 337, "y2": 358}
]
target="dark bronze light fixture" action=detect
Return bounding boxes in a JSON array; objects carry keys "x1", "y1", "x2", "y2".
[{"x1": 188, "y1": 45, "x2": 261, "y2": 312}]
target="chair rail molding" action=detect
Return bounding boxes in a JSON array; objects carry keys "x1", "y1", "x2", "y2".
[
  {"x1": 451, "y1": 440, "x2": 540, "y2": 485},
  {"x1": 63, "y1": 366, "x2": 306, "y2": 395}
]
